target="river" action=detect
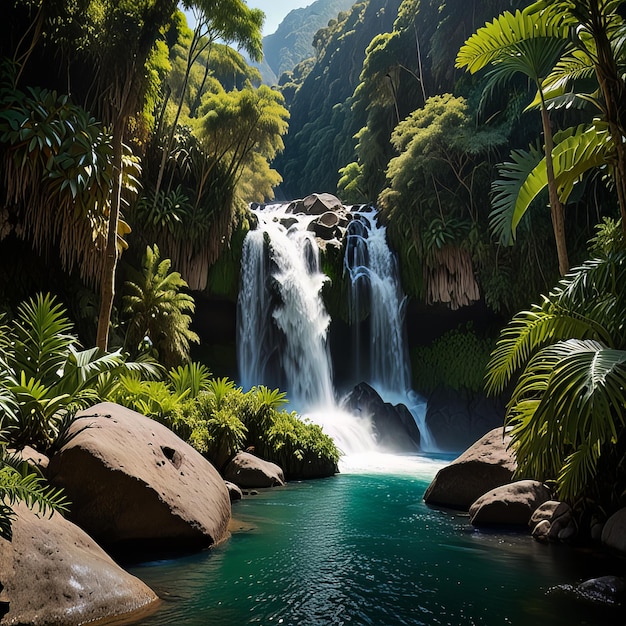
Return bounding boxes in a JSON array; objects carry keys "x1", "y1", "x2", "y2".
[{"x1": 127, "y1": 454, "x2": 621, "y2": 625}]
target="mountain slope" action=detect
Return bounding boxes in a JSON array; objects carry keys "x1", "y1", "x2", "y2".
[{"x1": 263, "y1": 0, "x2": 355, "y2": 79}]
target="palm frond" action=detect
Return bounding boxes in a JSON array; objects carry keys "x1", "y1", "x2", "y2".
[
  {"x1": 456, "y1": 9, "x2": 569, "y2": 74},
  {"x1": 490, "y1": 144, "x2": 544, "y2": 245},
  {"x1": 12, "y1": 294, "x2": 76, "y2": 384}
]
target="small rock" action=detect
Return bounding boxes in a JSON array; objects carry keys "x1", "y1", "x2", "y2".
[
  {"x1": 557, "y1": 523, "x2": 577, "y2": 542},
  {"x1": 529, "y1": 500, "x2": 562, "y2": 526},
  {"x1": 532, "y1": 519, "x2": 551, "y2": 542},
  {"x1": 223, "y1": 452, "x2": 285, "y2": 488},
  {"x1": 224, "y1": 481, "x2": 243, "y2": 501}
]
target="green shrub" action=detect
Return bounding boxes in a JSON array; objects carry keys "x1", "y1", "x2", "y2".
[{"x1": 411, "y1": 325, "x2": 495, "y2": 394}]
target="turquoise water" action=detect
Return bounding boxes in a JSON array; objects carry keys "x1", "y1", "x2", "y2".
[{"x1": 128, "y1": 456, "x2": 622, "y2": 626}]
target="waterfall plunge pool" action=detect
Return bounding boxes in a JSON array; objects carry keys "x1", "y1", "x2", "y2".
[{"x1": 127, "y1": 455, "x2": 621, "y2": 626}]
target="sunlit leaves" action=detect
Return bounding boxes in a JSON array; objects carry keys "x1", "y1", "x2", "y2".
[
  {"x1": 123, "y1": 244, "x2": 199, "y2": 368},
  {"x1": 486, "y1": 253, "x2": 626, "y2": 505}
]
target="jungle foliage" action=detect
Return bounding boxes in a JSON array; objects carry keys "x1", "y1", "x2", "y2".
[{"x1": 411, "y1": 325, "x2": 495, "y2": 395}]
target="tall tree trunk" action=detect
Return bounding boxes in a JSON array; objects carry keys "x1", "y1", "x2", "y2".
[
  {"x1": 541, "y1": 104, "x2": 569, "y2": 276},
  {"x1": 153, "y1": 26, "x2": 212, "y2": 202},
  {"x1": 96, "y1": 119, "x2": 124, "y2": 350},
  {"x1": 589, "y1": 1, "x2": 626, "y2": 231}
]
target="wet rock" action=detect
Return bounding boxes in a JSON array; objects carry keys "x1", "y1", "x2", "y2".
[
  {"x1": 532, "y1": 519, "x2": 552, "y2": 542},
  {"x1": 341, "y1": 382, "x2": 421, "y2": 452},
  {"x1": 601, "y1": 507, "x2": 626, "y2": 554},
  {"x1": 47, "y1": 402, "x2": 231, "y2": 555},
  {"x1": 0, "y1": 502, "x2": 157, "y2": 625},
  {"x1": 223, "y1": 451, "x2": 285, "y2": 488},
  {"x1": 423, "y1": 427, "x2": 516, "y2": 510},
  {"x1": 529, "y1": 500, "x2": 576, "y2": 542},
  {"x1": 294, "y1": 193, "x2": 343, "y2": 215},
  {"x1": 469, "y1": 480, "x2": 552, "y2": 526},
  {"x1": 576, "y1": 576, "x2": 626, "y2": 607}
]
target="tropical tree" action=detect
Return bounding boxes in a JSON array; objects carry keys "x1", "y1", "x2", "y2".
[
  {"x1": 0, "y1": 63, "x2": 115, "y2": 284},
  {"x1": 529, "y1": 0, "x2": 626, "y2": 227},
  {"x1": 152, "y1": 0, "x2": 264, "y2": 201},
  {"x1": 457, "y1": 8, "x2": 572, "y2": 275},
  {"x1": 489, "y1": 0, "x2": 626, "y2": 250},
  {"x1": 123, "y1": 244, "x2": 199, "y2": 368},
  {"x1": 197, "y1": 84, "x2": 289, "y2": 193},
  {"x1": 485, "y1": 252, "x2": 626, "y2": 513},
  {"x1": 379, "y1": 94, "x2": 506, "y2": 308}
]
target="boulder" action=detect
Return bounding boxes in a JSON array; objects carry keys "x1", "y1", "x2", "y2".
[
  {"x1": 601, "y1": 507, "x2": 626, "y2": 554},
  {"x1": 425, "y1": 388, "x2": 505, "y2": 452},
  {"x1": 423, "y1": 427, "x2": 516, "y2": 510},
  {"x1": 469, "y1": 480, "x2": 552, "y2": 526},
  {"x1": 47, "y1": 402, "x2": 231, "y2": 555},
  {"x1": 308, "y1": 217, "x2": 339, "y2": 240},
  {"x1": 9, "y1": 446, "x2": 49, "y2": 472},
  {"x1": 529, "y1": 500, "x2": 576, "y2": 542},
  {"x1": 297, "y1": 193, "x2": 343, "y2": 215},
  {"x1": 341, "y1": 382, "x2": 421, "y2": 452},
  {"x1": 223, "y1": 452, "x2": 285, "y2": 488},
  {"x1": 576, "y1": 576, "x2": 626, "y2": 607},
  {"x1": 0, "y1": 502, "x2": 157, "y2": 625},
  {"x1": 225, "y1": 481, "x2": 243, "y2": 501}
]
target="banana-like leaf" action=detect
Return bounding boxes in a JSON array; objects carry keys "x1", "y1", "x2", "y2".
[{"x1": 506, "y1": 124, "x2": 613, "y2": 235}]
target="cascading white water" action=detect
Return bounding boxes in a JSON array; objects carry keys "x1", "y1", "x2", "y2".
[
  {"x1": 237, "y1": 200, "x2": 433, "y2": 455},
  {"x1": 344, "y1": 207, "x2": 410, "y2": 393},
  {"x1": 237, "y1": 204, "x2": 335, "y2": 409},
  {"x1": 343, "y1": 207, "x2": 433, "y2": 450}
]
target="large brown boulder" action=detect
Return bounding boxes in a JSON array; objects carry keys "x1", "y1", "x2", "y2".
[
  {"x1": 469, "y1": 480, "x2": 552, "y2": 526},
  {"x1": 423, "y1": 427, "x2": 516, "y2": 510},
  {"x1": 47, "y1": 402, "x2": 231, "y2": 554},
  {"x1": 0, "y1": 502, "x2": 157, "y2": 625},
  {"x1": 223, "y1": 452, "x2": 285, "y2": 488}
]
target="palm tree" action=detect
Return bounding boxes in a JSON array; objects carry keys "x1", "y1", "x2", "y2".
[
  {"x1": 457, "y1": 8, "x2": 572, "y2": 275},
  {"x1": 530, "y1": 0, "x2": 626, "y2": 228},
  {"x1": 486, "y1": 252, "x2": 626, "y2": 511},
  {"x1": 123, "y1": 245, "x2": 199, "y2": 368}
]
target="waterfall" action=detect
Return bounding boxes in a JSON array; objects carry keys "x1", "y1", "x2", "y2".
[
  {"x1": 237, "y1": 204, "x2": 335, "y2": 409},
  {"x1": 344, "y1": 207, "x2": 410, "y2": 393},
  {"x1": 237, "y1": 200, "x2": 433, "y2": 453},
  {"x1": 343, "y1": 206, "x2": 433, "y2": 450}
]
